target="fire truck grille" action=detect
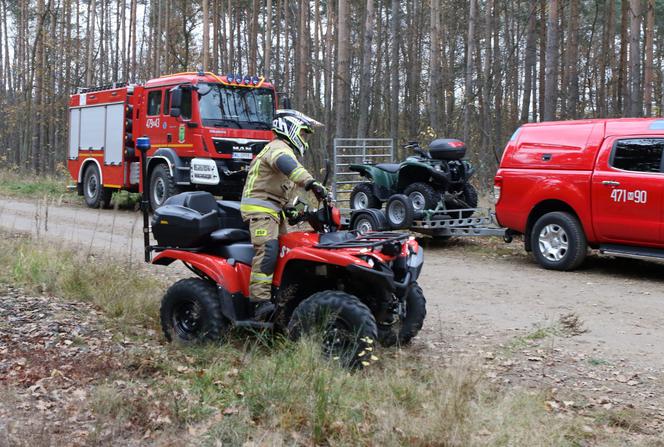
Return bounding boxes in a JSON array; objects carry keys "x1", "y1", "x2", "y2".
[{"x1": 213, "y1": 139, "x2": 268, "y2": 158}]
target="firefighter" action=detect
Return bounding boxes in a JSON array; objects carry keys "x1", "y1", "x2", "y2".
[{"x1": 240, "y1": 109, "x2": 328, "y2": 320}]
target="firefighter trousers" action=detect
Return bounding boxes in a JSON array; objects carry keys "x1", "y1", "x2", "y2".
[{"x1": 248, "y1": 214, "x2": 287, "y2": 301}]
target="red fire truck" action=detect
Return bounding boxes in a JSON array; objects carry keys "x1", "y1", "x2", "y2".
[{"x1": 67, "y1": 71, "x2": 277, "y2": 209}]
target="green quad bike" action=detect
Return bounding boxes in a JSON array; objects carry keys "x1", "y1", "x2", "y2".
[{"x1": 349, "y1": 139, "x2": 478, "y2": 219}]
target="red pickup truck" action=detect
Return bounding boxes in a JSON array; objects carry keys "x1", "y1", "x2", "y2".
[{"x1": 495, "y1": 118, "x2": 664, "y2": 270}]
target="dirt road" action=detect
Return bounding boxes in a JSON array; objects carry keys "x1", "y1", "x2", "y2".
[
  {"x1": 3, "y1": 196, "x2": 664, "y2": 434},
  {"x1": 1, "y1": 197, "x2": 663, "y2": 368}
]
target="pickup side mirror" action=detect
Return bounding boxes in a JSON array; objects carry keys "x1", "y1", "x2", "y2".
[{"x1": 170, "y1": 87, "x2": 182, "y2": 117}]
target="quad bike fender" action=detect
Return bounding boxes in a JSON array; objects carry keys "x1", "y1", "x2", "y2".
[
  {"x1": 152, "y1": 250, "x2": 249, "y2": 294},
  {"x1": 272, "y1": 247, "x2": 361, "y2": 285},
  {"x1": 463, "y1": 160, "x2": 476, "y2": 179},
  {"x1": 397, "y1": 163, "x2": 448, "y2": 190},
  {"x1": 349, "y1": 164, "x2": 397, "y2": 190}
]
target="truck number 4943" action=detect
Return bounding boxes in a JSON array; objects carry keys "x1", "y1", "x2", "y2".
[{"x1": 610, "y1": 188, "x2": 648, "y2": 204}]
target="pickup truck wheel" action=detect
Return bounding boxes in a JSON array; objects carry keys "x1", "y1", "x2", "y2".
[
  {"x1": 531, "y1": 212, "x2": 587, "y2": 271},
  {"x1": 350, "y1": 183, "x2": 382, "y2": 210},
  {"x1": 149, "y1": 163, "x2": 180, "y2": 211}
]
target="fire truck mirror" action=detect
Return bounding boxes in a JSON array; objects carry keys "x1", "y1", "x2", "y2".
[{"x1": 170, "y1": 87, "x2": 183, "y2": 110}]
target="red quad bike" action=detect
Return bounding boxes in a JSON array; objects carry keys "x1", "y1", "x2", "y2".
[{"x1": 136, "y1": 138, "x2": 426, "y2": 368}]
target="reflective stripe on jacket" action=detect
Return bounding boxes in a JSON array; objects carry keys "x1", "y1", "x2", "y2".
[{"x1": 241, "y1": 139, "x2": 314, "y2": 220}]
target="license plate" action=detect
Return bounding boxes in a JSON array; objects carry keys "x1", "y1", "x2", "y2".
[{"x1": 232, "y1": 152, "x2": 253, "y2": 160}]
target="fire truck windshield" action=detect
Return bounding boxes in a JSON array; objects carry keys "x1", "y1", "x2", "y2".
[{"x1": 198, "y1": 83, "x2": 275, "y2": 130}]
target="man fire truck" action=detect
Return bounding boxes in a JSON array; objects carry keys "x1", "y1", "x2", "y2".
[{"x1": 67, "y1": 71, "x2": 278, "y2": 210}]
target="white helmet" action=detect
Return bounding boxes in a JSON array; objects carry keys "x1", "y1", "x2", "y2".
[{"x1": 272, "y1": 109, "x2": 323, "y2": 156}]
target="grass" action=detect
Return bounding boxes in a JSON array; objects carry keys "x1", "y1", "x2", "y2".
[
  {"x1": 0, "y1": 232, "x2": 163, "y2": 330},
  {"x1": 0, "y1": 168, "x2": 74, "y2": 201},
  {"x1": 0, "y1": 232, "x2": 650, "y2": 445}
]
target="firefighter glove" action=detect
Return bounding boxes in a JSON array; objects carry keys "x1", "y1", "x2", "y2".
[
  {"x1": 306, "y1": 180, "x2": 328, "y2": 202},
  {"x1": 283, "y1": 206, "x2": 302, "y2": 225}
]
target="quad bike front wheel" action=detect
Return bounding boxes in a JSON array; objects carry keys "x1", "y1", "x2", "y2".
[
  {"x1": 378, "y1": 282, "x2": 427, "y2": 347},
  {"x1": 160, "y1": 278, "x2": 230, "y2": 344},
  {"x1": 288, "y1": 290, "x2": 378, "y2": 369}
]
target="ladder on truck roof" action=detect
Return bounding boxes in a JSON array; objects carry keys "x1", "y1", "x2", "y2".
[{"x1": 332, "y1": 138, "x2": 394, "y2": 212}]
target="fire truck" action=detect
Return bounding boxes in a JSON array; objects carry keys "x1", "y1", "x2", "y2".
[{"x1": 67, "y1": 71, "x2": 278, "y2": 209}]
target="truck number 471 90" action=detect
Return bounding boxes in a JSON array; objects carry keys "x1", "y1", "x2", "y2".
[{"x1": 610, "y1": 188, "x2": 648, "y2": 204}]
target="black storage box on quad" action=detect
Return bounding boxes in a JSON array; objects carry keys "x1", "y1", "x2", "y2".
[
  {"x1": 151, "y1": 192, "x2": 221, "y2": 248},
  {"x1": 429, "y1": 138, "x2": 466, "y2": 160}
]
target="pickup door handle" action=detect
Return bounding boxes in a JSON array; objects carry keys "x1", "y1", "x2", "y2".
[{"x1": 602, "y1": 180, "x2": 620, "y2": 186}]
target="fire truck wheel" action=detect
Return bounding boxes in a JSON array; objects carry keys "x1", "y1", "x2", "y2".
[
  {"x1": 149, "y1": 163, "x2": 180, "y2": 211},
  {"x1": 160, "y1": 278, "x2": 230, "y2": 344},
  {"x1": 83, "y1": 164, "x2": 113, "y2": 209},
  {"x1": 531, "y1": 211, "x2": 587, "y2": 271}
]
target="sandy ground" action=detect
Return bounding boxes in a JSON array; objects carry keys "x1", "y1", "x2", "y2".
[{"x1": 2, "y1": 196, "x2": 664, "y2": 435}]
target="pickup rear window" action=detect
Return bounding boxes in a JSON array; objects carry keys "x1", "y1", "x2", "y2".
[{"x1": 611, "y1": 139, "x2": 664, "y2": 173}]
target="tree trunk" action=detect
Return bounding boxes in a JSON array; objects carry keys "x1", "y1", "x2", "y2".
[
  {"x1": 265, "y1": 0, "x2": 272, "y2": 78},
  {"x1": 390, "y1": 0, "x2": 400, "y2": 144},
  {"x1": 85, "y1": 0, "x2": 96, "y2": 85},
  {"x1": 463, "y1": 0, "x2": 477, "y2": 142},
  {"x1": 357, "y1": 0, "x2": 375, "y2": 138},
  {"x1": 429, "y1": 0, "x2": 442, "y2": 132},
  {"x1": 520, "y1": 0, "x2": 537, "y2": 122},
  {"x1": 643, "y1": 0, "x2": 654, "y2": 116},
  {"x1": 628, "y1": 0, "x2": 641, "y2": 117},
  {"x1": 565, "y1": 0, "x2": 579, "y2": 118},
  {"x1": 543, "y1": 0, "x2": 558, "y2": 121},
  {"x1": 335, "y1": 0, "x2": 350, "y2": 138}
]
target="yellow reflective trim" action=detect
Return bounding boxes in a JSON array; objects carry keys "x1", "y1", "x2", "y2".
[
  {"x1": 240, "y1": 204, "x2": 280, "y2": 218},
  {"x1": 103, "y1": 184, "x2": 122, "y2": 188}
]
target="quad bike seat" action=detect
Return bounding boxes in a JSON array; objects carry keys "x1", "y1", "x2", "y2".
[
  {"x1": 204, "y1": 242, "x2": 255, "y2": 265},
  {"x1": 209, "y1": 228, "x2": 251, "y2": 244},
  {"x1": 375, "y1": 163, "x2": 400, "y2": 173}
]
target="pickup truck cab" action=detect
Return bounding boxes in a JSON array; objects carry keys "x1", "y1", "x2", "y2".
[{"x1": 495, "y1": 118, "x2": 664, "y2": 270}]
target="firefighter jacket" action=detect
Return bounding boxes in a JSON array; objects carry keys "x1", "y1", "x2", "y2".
[{"x1": 240, "y1": 138, "x2": 314, "y2": 220}]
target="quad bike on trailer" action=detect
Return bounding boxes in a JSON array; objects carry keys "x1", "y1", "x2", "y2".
[
  {"x1": 136, "y1": 138, "x2": 427, "y2": 368},
  {"x1": 348, "y1": 139, "x2": 479, "y2": 221}
]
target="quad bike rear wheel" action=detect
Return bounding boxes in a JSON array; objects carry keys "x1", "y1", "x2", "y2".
[
  {"x1": 378, "y1": 282, "x2": 427, "y2": 347},
  {"x1": 350, "y1": 183, "x2": 382, "y2": 210},
  {"x1": 403, "y1": 182, "x2": 442, "y2": 212},
  {"x1": 160, "y1": 278, "x2": 230, "y2": 344},
  {"x1": 288, "y1": 290, "x2": 378, "y2": 369}
]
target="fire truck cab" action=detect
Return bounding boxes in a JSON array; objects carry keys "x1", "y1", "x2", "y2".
[{"x1": 67, "y1": 72, "x2": 277, "y2": 209}]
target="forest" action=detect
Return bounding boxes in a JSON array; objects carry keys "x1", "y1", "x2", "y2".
[{"x1": 0, "y1": 0, "x2": 662, "y2": 186}]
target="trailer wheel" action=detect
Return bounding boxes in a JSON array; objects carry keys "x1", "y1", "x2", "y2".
[
  {"x1": 160, "y1": 278, "x2": 230, "y2": 344},
  {"x1": 531, "y1": 212, "x2": 587, "y2": 271},
  {"x1": 386, "y1": 195, "x2": 415, "y2": 229},
  {"x1": 149, "y1": 163, "x2": 179, "y2": 211},
  {"x1": 351, "y1": 212, "x2": 380, "y2": 234},
  {"x1": 83, "y1": 164, "x2": 113, "y2": 209}
]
